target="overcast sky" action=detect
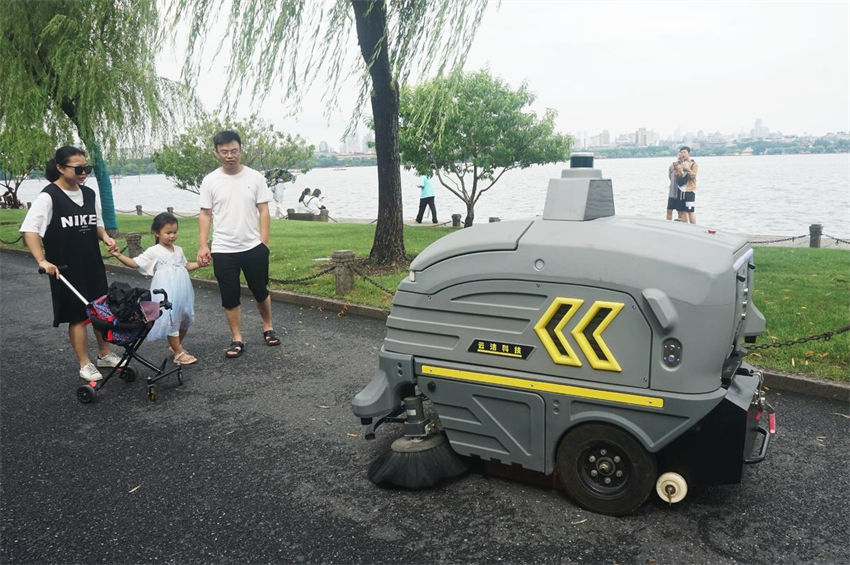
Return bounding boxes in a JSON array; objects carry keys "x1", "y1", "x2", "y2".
[{"x1": 158, "y1": 1, "x2": 850, "y2": 146}]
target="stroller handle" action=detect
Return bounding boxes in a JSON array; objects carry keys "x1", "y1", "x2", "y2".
[
  {"x1": 152, "y1": 288, "x2": 172, "y2": 310},
  {"x1": 39, "y1": 266, "x2": 89, "y2": 306}
]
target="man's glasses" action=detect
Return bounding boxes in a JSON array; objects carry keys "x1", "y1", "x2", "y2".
[
  {"x1": 217, "y1": 148, "x2": 241, "y2": 156},
  {"x1": 65, "y1": 164, "x2": 93, "y2": 175}
]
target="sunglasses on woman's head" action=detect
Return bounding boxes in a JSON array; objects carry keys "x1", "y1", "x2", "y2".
[{"x1": 65, "y1": 164, "x2": 93, "y2": 175}]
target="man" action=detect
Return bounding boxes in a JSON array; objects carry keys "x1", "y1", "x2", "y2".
[
  {"x1": 415, "y1": 173, "x2": 438, "y2": 224},
  {"x1": 667, "y1": 146, "x2": 698, "y2": 224},
  {"x1": 197, "y1": 130, "x2": 281, "y2": 359}
]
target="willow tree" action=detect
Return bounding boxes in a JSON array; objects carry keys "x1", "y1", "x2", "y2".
[
  {"x1": 173, "y1": 0, "x2": 489, "y2": 264},
  {"x1": 1, "y1": 0, "x2": 185, "y2": 232}
]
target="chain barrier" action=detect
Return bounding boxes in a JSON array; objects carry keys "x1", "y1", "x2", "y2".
[
  {"x1": 746, "y1": 325, "x2": 850, "y2": 351},
  {"x1": 748, "y1": 234, "x2": 808, "y2": 245},
  {"x1": 269, "y1": 265, "x2": 337, "y2": 285},
  {"x1": 0, "y1": 233, "x2": 23, "y2": 245},
  {"x1": 349, "y1": 265, "x2": 396, "y2": 296},
  {"x1": 171, "y1": 211, "x2": 200, "y2": 218},
  {"x1": 824, "y1": 233, "x2": 850, "y2": 245}
]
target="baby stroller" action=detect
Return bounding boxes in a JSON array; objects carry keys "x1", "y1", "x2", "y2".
[{"x1": 41, "y1": 268, "x2": 185, "y2": 403}]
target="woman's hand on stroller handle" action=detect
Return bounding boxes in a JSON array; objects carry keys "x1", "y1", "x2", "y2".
[{"x1": 38, "y1": 262, "x2": 63, "y2": 278}]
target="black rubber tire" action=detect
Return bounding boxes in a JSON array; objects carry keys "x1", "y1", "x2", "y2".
[
  {"x1": 557, "y1": 423, "x2": 657, "y2": 516},
  {"x1": 119, "y1": 367, "x2": 137, "y2": 383},
  {"x1": 76, "y1": 385, "x2": 95, "y2": 404}
]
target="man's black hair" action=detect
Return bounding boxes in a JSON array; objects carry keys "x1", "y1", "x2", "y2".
[
  {"x1": 214, "y1": 130, "x2": 242, "y2": 148},
  {"x1": 679, "y1": 146, "x2": 691, "y2": 153}
]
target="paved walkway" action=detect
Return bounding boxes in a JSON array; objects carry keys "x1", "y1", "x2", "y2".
[{"x1": 1, "y1": 250, "x2": 849, "y2": 563}]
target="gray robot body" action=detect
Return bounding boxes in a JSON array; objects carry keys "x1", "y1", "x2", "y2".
[{"x1": 353, "y1": 157, "x2": 773, "y2": 515}]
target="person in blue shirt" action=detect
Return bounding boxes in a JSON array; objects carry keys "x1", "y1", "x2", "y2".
[{"x1": 415, "y1": 174, "x2": 438, "y2": 224}]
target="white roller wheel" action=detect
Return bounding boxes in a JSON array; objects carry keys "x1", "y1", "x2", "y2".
[{"x1": 655, "y1": 472, "x2": 688, "y2": 504}]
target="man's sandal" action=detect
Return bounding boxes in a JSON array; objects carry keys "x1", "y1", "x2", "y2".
[
  {"x1": 225, "y1": 341, "x2": 245, "y2": 359},
  {"x1": 173, "y1": 351, "x2": 198, "y2": 365},
  {"x1": 263, "y1": 330, "x2": 281, "y2": 346}
]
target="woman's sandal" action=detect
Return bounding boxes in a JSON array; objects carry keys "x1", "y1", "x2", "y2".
[
  {"x1": 173, "y1": 351, "x2": 198, "y2": 365},
  {"x1": 225, "y1": 341, "x2": 245, "y2": 359},
  {"x1": 263, "y1": 330, "x2": 281, "y2": 346}
]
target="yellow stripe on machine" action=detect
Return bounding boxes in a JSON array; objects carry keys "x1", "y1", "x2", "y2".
[{"x1": 421, "y1": 365, "x2": 663, "y2": 408}]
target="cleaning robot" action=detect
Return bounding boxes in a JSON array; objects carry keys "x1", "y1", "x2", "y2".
[{"x1": 352, "y1": 154, "x2": 775, "y2": 516}]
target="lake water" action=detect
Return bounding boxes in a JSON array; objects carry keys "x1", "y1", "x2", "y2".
[{"x1": 17, "y1": 153, "x2": 850, "y2": 236}]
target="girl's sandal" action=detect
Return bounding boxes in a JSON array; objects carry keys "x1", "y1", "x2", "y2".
[
  {"x1": 173, "y1": 351, "x2": 198, "y2": 365},
  {"x1": 263, "y1": 330, "x2": 281, "y2": 346},
  {"x1": 225, "y1": 341, "x2": 245, "y2": 359}
]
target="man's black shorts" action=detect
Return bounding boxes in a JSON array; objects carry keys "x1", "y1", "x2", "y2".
[
  {"x1": 212, "y1": 243, "x2": 270, "y2": 309},
  {"x1": 667, "y1": 190, "x2": 695, "y2": 212}
]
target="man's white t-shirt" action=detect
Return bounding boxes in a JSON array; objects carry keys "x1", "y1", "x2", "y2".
[
  {"x1": 198, "y1": 166, "x2": 273, "y2": 253},
  {"x1": 19, "y1": 185, "x2": 105, "y2": 237}
]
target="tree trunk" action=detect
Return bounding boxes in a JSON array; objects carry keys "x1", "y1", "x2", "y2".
[
  {"x1": 86, "y1": 138, "x2": 119, "y2": 235},
  {"x1": 464, "y1": 200, "x2": 475, "y2": 227},
  {"x1": 61, "y1": 98, "x2": 118, "y2": 234},
  {"x1": 351, "y1": 0, "x2": 406, "y2": 265}
]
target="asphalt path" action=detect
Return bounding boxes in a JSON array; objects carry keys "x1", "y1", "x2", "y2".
[{"x1": 1, "y1": 250, "x2": 848, "y2": 564}]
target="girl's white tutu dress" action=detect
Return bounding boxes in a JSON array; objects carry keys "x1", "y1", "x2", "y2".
[{"x1": 132, "y1": 244, "x2": 195, "y2": 341}]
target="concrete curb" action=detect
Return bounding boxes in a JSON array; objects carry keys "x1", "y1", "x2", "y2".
[
  {"x1": 760, "y1": 370, "x2": 850, "y2": 402},
  {"x1": 4, "y1": 246, "x2": 846, "y2": 401}
]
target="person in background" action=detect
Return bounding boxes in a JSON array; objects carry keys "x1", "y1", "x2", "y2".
[
  {"x1": 196, "y1": 130, "x2": 282, "y2": 359},
  {"x1": 666, "y1": 151, "x2": 687, "y2": 222},
  {"x1": 110, "y1": 212, "x2": 199, "y2": 365},
  {"x1": 675, "y1": 146, "x2": 698, "y2": 224},
  {"x1": 271, "y1": 183, "x2": 286, "y2": 219},
  {"x1": 20, "y1": 146, "x2": 121, "y2": 382},
  {"x1": 297, "y1": 188, "x2": 312, "y2": 213},
  {"x1": 415, "y1": 173, "x2": 438, "y2": 224},
  {"x1": 305, "y1": 188, "x2": 327, "y2": 215}
]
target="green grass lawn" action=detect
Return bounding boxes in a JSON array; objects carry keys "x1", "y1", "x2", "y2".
[
  {"x1": 2, "y1": 210, "x2": 847, "y2": 380},
  {"x1": 750, "y1": 247, "x2": 849, "y2": 381}
]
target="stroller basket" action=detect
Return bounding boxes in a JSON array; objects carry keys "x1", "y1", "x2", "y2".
[{"x1": 87, "y1": 295, "x2": 162, "y2": 346}]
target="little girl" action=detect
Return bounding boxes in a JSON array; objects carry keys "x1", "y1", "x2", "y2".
[{"x1": 111, "y1": 213, "x2": 199, "y2": 364}]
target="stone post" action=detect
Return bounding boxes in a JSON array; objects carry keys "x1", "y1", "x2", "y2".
[
  {"x1": 136, "y1": 205, "x2": 143, "y2": 216},
  {"x1": 26, "y1": 202, "x2": 31, "y2": 209},
  {"x1": 125, "y1": 233, "x2": 143, "y2": 257},
  {"x1": 809, "y1": 224, "x2": 822, "y2": 248},
  {"x1": 167, "y1": 207, "x2": 174, "y2": 215},
  {"x1": 451, "y1": 214, "x2": 462, "y2": 228},
  {"x1": 287, "y1": 208, "x2": 295, "y2": 218},
  {"x1": 332, "y1": 250, "x2": 356, "y2": 295},
  {"x1": 318, "y1": 209, "x2": 329, "y2": 222}
]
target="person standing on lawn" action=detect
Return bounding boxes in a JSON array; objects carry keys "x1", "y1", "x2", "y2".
[
  {"x1": 196, "y1": 130, "x2": 282, "y2": 359},
  {"x1": 20, "y1": 145, "x2": 122, "y2": 382}
]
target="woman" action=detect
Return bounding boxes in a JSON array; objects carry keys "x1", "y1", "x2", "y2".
[
  {"x1": 20, "y1": 146, "x2": 121, "y2": 382},
  {"x1": 297, "y1": 188, "x2": 312, "y2": 213},
  {"x1": 306, "y1": 188, "x2": 326, "y2": 215}
]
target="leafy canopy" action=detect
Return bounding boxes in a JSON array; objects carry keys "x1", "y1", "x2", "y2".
[
  {"x1": 172, "y1": 0, "x2": 489, "y2": 131},
  {"x1": 1, "y1": 0, "x2": 186, "y2": 153},
  {"x1": 0, "y1": 127, "x2": 59, "y2": 208},
  {"x1": 152, "y1": 115, "x2": 315, "y2": 193},
  {"x1": 399, "y1": 69, "x2": 572, "y2": 225}
]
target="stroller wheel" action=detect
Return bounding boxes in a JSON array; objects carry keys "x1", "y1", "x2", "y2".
[
  {"x1": 76, "y1": 385, "x2": 96, "y2": 404},
  {"x1": 119, "y1": 367, "x2": 137, "y2": 383},
  {"x1": 148, "y1": 387, "x2": 157, "y2": 402}
]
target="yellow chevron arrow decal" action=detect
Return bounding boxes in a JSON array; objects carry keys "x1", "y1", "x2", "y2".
[
  {"x1": 534, "y1": 297, "x2": 584, "y2": 366},
  {"x1": 571, "y1": 301, "x2": 624, "y2": 372}
]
